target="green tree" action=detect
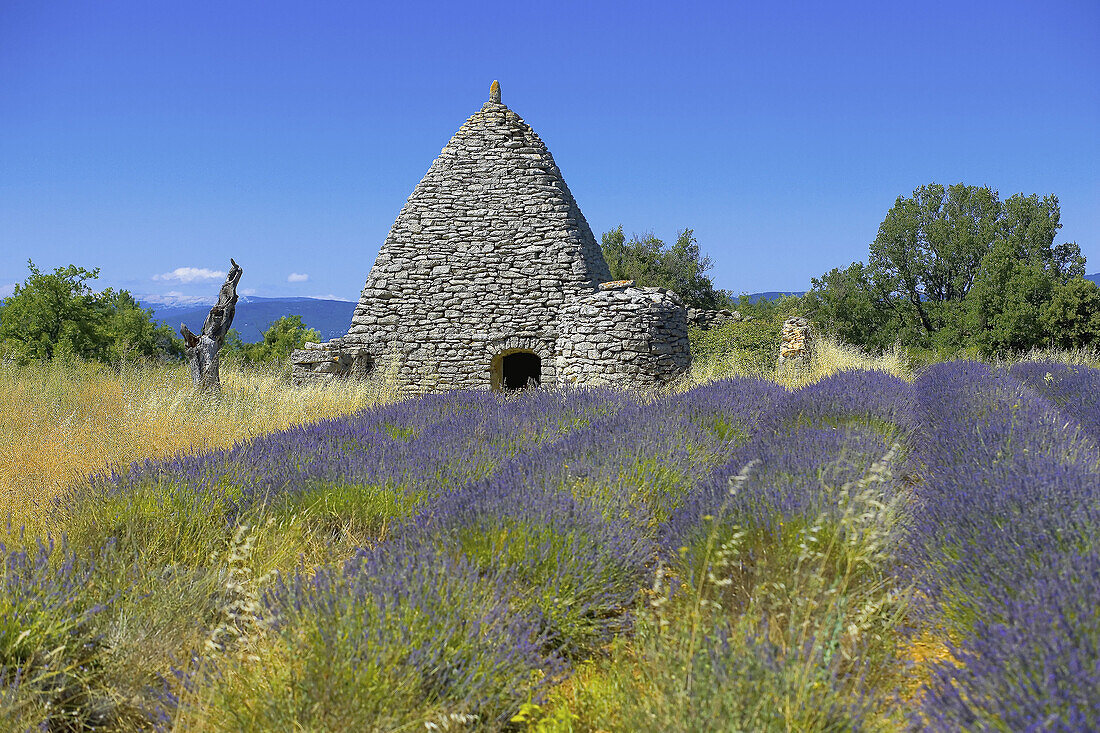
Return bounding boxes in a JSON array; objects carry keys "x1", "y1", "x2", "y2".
[
  {"x1": 600, "y1": 226, "x2": 732, "y2": 310},
  {"x1": 805, "y1": 184, "x2": 1090, "y2": 355},
  {"x1": 0, "y1": 261, "x2": 104, "y2": 359},
  {"x1": 223, "y1": 315, "x2": 319, "y2": 364},
  {"x1": 802, "y1": 263, "x2": 892, "y2": 349},
  {"x1": 860, "y1": 183, "x2": 1001, "y2": 347},
  {"x1": 0, "y1": 260, "x2": 184, "y2": 362},
  {"x1": 99, "y1": 289, "x2": 184, "y2": 361},
  {"x1": 963, "y1": 194, "x2": 1085, "y2": 355},
  {"x1": 1041, "y1": 277, "x2": 1100, "y2": 350}
]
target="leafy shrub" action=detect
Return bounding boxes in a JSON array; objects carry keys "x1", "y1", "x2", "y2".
[{"x1": 690, "y1": 319, "x2": 781, "y2": 374}]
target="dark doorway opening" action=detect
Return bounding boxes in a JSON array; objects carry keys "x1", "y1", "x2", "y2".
[{"x1": 502, "y1": 352, "x2": 541, "y2": 390}]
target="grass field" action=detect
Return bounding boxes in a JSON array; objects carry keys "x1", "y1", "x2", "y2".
[
  {"x1": 0, "y1": 357, "x2": 392, "y2": 530},
  {"x1": 2, "y1": 343, "x2": 1098, "y2": 730}
]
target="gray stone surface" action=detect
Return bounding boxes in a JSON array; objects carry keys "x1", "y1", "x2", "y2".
[
  {"x1": 687, "y1": 307, "x2": 749, "y2": 330},
  {"x1": 292, "y1": 83, "x2": 690, "y2": 392},
  {"x1": 558, "y1": 284, "x2": 690, "y2": 388}
]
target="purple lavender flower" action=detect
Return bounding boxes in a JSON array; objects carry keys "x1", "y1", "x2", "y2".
[
  {"x1": 906, "y1": 361, "x2": 1100, "y2": 729},
  {"x1": 251, "y1": 545, "x2": 565, "y2": 728}
]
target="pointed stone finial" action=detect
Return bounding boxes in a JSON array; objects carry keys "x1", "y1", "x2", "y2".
[{"x1": 489, "y1": 80, "x2": 501, "y2": 103}]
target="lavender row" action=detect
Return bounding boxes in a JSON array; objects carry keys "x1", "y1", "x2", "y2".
[
  {"x1": 71, "y1": 388, "x2": 632, "y2": 528},
  {"x1": 360, "y1": 377, "x2": 789, "y2": 659},
  {"x1": 664, "y1": 369, "x2": 917, "y2": 551},
  {"x1": 907, "y1": 361, "x2": 1100, "y2": 730}
]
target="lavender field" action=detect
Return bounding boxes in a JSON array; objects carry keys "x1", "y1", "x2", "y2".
[{"x1": 3, "y1": 362, "x2": 1100, "y2": 731}]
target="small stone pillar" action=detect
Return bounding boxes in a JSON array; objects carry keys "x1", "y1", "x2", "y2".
[{"x1": 778, "y1": 316, "x2": 812, "y2": 365}]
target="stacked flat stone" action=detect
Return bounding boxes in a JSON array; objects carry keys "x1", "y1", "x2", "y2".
[
  {"x1": 557, "y1": 283, "x2": 690, "y2": 388},
  {"x1": 687, "y1": 307, "x2": 749, "y2": 330},
  {"x1": 291, "y1": 82, "x2": 692, "y2": 392},
  {"x1": 339, "y1": 81, "x2": 609, "y2": 393},
  {"x1": 778, "y1": 316, "x2": 812, "y2": 364},
  {"x1": 290, "y1": 340, "x2": 373, "y2": 386}
]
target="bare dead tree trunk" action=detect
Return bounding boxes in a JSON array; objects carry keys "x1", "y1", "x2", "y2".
[{"x1": 180, "y1": 259, "x2": 242, "y2": 392}]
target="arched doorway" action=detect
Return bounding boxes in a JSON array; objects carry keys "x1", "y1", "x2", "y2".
[{"x1": 491, "y1": 350, "x2": 541, "y2": 390}]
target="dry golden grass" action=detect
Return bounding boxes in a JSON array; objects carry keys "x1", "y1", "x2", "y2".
[
  {"x1": 0, "y1": 356, "x2": 397, "y2": 528},
  {"x1": 680, "y1": 333, "x2": 914, "y2": 391},
  {"x1": 1009, "y1": 345, "x2": 1100, "y2": 369}
]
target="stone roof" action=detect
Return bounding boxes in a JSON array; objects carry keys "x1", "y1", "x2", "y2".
[{"x1": 346, "y1": 81, "x2": 612, "y2": 349}]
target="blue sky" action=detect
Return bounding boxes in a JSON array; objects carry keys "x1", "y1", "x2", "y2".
[{"x1": 2, "y1": 0, "x2": 1097, "y2": 303}]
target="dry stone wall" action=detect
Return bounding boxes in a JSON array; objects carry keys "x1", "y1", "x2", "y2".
[
  {"x1": 339, "y1": 87, "x2": 610, "y2": 393},
  {"x1": 291, "y1": 83, "x2": 693, "y2": 393},
  {"x1": 687, "y1": 307, "x2": 749, "y2": 330},
  {"x1": 557, "y1": 283, "x2": 690, "y2": 388}
]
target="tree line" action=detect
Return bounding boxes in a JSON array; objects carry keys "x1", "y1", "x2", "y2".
[
  {"x1": 602, "y1": 182, "x2": 1099, "y2": 357},
  {"x1": 0, "y1": 260, "x2": 317, "y2": 365},
  {"x1": 4, "y1": 181, "x2": 1096, "y2": 365},
  {"x1": 805, "y1": 184, "x2": 1099, "y2": 356}
]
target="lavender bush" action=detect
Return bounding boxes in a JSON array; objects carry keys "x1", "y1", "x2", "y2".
[
  {"x1": 398, "y1": 476, "x2": 655, "y2": 658},
  {"x1": 907, "y1": 361, "x2": 1100, "y2": 729},
  {"x1": 1009, "y1": 360, "x2": 1100, "y2": 441},
  {"x1": 1, "y1": 535, "x2": 113, "y2": 729},
  {"x1": 166, "y1": 547, "x2": 564, "y2": 730},
  {"x1": 666, "y1": 370, "x2": 917, "y2": 554}
]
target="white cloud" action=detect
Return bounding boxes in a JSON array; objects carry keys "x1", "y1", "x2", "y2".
[
  {"x1": 0, "y1": 283, "x2": 16, "y2": 298},
  {"x1": 240, "y1": 288, "x2": 257, "y2": 296},
  {"x1": 309, "y1": 294, "x2": 353, "y2": 301},
  {"x1": 153, "y1": 267, "x2": 225, "y2": 284},
  {"x1": 287, "y1": 272, "x2": 309, "y2": 283}
]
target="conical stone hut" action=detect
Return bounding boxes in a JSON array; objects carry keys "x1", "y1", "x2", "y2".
[{"x1": 292, "y1": 82, "x2": 691, "y2": 392}]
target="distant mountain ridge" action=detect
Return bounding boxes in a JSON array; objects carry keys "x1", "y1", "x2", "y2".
[
  {"x1": 140, "y1": 296, "x2": 356, "y2": 342},
  {"x1": 126, "y1": 272, "x2": 1100, "y2": 342},
  {"x1": 738, "y1": 291, "x2": 807, "y2": 304}
]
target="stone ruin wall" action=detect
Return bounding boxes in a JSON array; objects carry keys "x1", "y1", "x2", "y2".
[
  {"x1": 686, "y1": 307, "x2": 750, "y2": 330},
  {"x1": 291, "y1": 341, "x2": 374, "y2": 386},
  {"x1": 557, "y1": 283, "x2": 690, "y2": 389},
  {"x1": 778, "y1": 316, "x2": 813, "y2": 364}
]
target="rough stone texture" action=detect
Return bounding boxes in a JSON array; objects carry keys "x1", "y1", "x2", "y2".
[
  {"x1": 687, "y1": 307, "x2": 749, "y2": 331},
  {"x1": 557, "y1": 284, "x2": 690, "y2": 389},
  {"x1": 778, "y1": 316, "x2": 812, "y2": 364},
  {"x1": 290, "y1": 340, "x2": 374, "y2": 386},
  {"x1": 293, "y1": 83, "x2": 691, "y2": 392}
]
